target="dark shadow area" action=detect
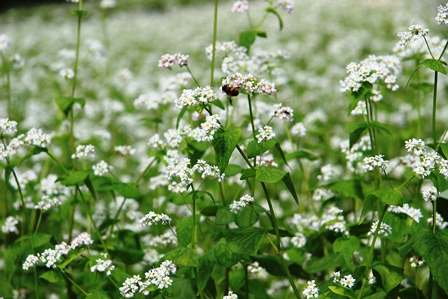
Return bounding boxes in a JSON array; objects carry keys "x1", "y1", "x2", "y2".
[{"x1": 0, "y1": 0, "x2": 66, "y2": 13}]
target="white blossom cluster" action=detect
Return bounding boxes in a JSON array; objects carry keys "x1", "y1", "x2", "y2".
[
  {"x1": 422, "y1": 186, "x2": 438, "y2": 202},
  {"x1": 174, "y1": 86, "x2": 218, "y2": 110},
  {"x1": 388, "y1": 204, "x2": 423, "y2": 222},
  {"x1": 0, "y1": 34, "x2": 11, "y2": 52},
  {"x1": 409, "y1": 256, "x2": 425, "y2": 268},
  {"x1": 0, "y1": 118, "x2": 18, "y2": 136},
  {"x1": 205, "y1": 41, "x2": 247, "y2": 61},
  {"x1": 224, "y1": 291, "x2": 238, "y2": 299},
  {"x1": 188, "y1": 114, "x2": 221, "y2": 142},
  {"x1": 302, "y1": 280, "x2": 319, "y2": 299},
  {"x1": 393, "y1": 35, "x2": 445, "y2": 60},
  {"x1": 71, "y1": 144, "x2": 95, "y2": 160},
  {"x1": 139, "y1": 211, "x2": 172, "y2": 227},
  {"x1": 288, "y1": 206, "x2": 349, "y2": 236},
  {"x1": 277, "y1": 0, "x2": 295, "y2": 13},
  {"x1": 114, "y1": 145, "x2": 136, "y2": 156},
  {"x1": 397, "y1": 23, "x2": 429, "y2": 46},
  {"x1": 22, "y1": 232, "x2": 93, "y2": 270},
  {"x1": 333, "y1": 271, "x2": 356, "y2": 288},
  {"x1": 231, "y1": 0, "x2": 248, "y2": 13},
  {"x1": 1, "y1": 216, "x2": 20, "y2": 234},
  {"x1": 403, "y1": 138, "x2": 448, "y2": 179},
  {"x1": 256, "y1": 126, "x2": 276, "y2": 143},
  {"x1": 340, "y1": 135, "x2": 372, "y2": 173},
  {"x1": 229, "y1": 194, "x2": 254, "y2": 214},
  {"x1": 427, "y1": 212, "x2": 448, "y2": 230},
  {"x1": 312, "y1": 188, "x2": 334, "y2": 201},
  {"x1": 290, "y1": 122, "x2": 306, "y2": 137},
  {"x1": 222, "y1": 73, "x2": 276, "y2": 95},
  {"x1": 158, "y1": 53, "x2": 189, "y2": 69},
  {"x1": 119, "y1": 260, "x2": 177, "y2": 297},
  {"x1": 1, "y1": 125, "x2": 52, "y2": 161},
  {"x1": 90, "y1": 253, "x2": 115, "y2": 276},
  {"x1": 271, "y1": 103, "x2": 294, "y2": 122},
  {"x1": 368, "y1": 220, "x2": 392, "y2": 237},
  {"x1": 34, "y1": 195, "x2": 62, "y2": 211},
  {"x1": 256, "y1": 153, "x2": 278, "y2": 167},
  {"x1": 92, "y1": 160, "x2": 111, "y2": 176},
  {"x1": 436, "y1": 3, "x2": 448, "y2": 25},
  {"x1": 362, "y1": 154, "x2": 389, "y2": 172},
  {"x1": 290, "y1": 232, "x2": 306, "y2": 248},
  {"x1": 31, "y1": 174, "x2": 72, "y2": 211}
]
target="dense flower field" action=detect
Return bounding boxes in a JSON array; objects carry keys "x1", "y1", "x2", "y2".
[{"x1": 1, "y1": 0, "x2": 448, "y2": 298}]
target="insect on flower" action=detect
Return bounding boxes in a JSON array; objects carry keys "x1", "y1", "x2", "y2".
[{"x1": 222, "y1": 84, "x2": 239, "y2": 106}]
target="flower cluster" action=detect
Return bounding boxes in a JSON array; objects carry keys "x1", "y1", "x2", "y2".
[
  {"x1": 368, "y1": 220, "x2": 392, "y2": 237},
  {"x1": 114, "y1": 145, "x2": 136, "y2": 156},
  {"x1": 436, "y1": 4, "x2": 448, "y2": 25},
  {"x1": 205, "y1": 41, "x2": 247, "y2": 61},
  {"x1": 34, "y1": 195, "x2": 62, "y2": 211},
  {"x1": 158, "y1": 53, "x2": 189, "y2": 69},
  {"x1": 71, "y1": 144, "x2": 95, "y2": 160},
  {"x1": 189, "y1": 114, "x2": 221, "y2": 142},
  {"x1": 302, "y1": 280, "x2": 319, "y2": 299},
  {"x1": 362, "y1": 154, "x2": 389, "y2": 172},
  {"x1": 229, "y1": 194, "x2": 254, "y2": 214},
  {"x1": 231, "y1": 0, "x2": 248, "y2": 13},
  {"x1": 0, "y1": 118, "x2": 17, "y2": 136},
  {"x1": 256, "y1": 126, "x2": 276, "y2": 143},
  {"x1": 290, "y1": 232, "x2": 306, "y2": 248},
  {"x1": 174, "y1": 86, "x2": 218, "y2": 110},
  {"x1": 409, "y1": 256, "x2": 425, "y2": 268},
  {"x1": 224, "y1": 291, "x2": 238, "y2": 299},
  {"x1": 222, "y1": 73, "x2": 276, "y2": 95},
  {"x1": 422, "y1": 186, "x2": 438, "y2": 202},
  {"x1": 22, "y1": 232, "x2": 93, "y2": 270},
  {"x1": 388, "y1": 204, "x2": 423, "y2": 222},
  {"x1": 139, "y1": 211, "x2": 172, "y2": 227},
  {"x1": 340, "y1": 135, "x2": 372, "y2": 173},
  {"x1": 397, "y1": 23, "x2": 429, "y2": 46},
  {"x1": 0, "y1": 34, "x2": 11, "y2": 52},
  {"x1": 333, "y1": 271, "x2": 356, "y2": 288},
  {"x1": 403, "y1": 138, "x2": 448, "y2": 179},
  {"x1": 119, "y1": 260, "x2": 177, "y2": 297},
  {"x1": 1, "y1": 216, "x2": 20, "y2": 234},
  {"x1": 277, "y1": 0, "x2": 295, "y2": 13},
  {"x1": 90, "y1": 253, "x2": 115, "y2": 276},
  {"x1": 92, "y1": 160, "x2": 111, "y2": 176},
  {"x1": 271, "y1": 103, "x2": 294, "y2": 122},
  {"x1": 427, "y1": 213, "x2": 448, "y2": 230}
]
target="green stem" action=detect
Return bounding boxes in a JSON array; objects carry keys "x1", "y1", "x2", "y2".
[
  {"x1": 432, "y1": 71, "x2": 439, "y2": 150},
  {"x1": 357, "y1": 205, "x2": 388, "y2": 299},
  {"x1": 187, "y1": 65, "x2": 201, "y2": 87},
  {"x1": 62, "y1": 271, "x2": 89, "y2": 296},
  {"x1": 135, "y1": 158, "x2": 157, "y2": 185},
  {"x1": 247, "y1": 94, "x2": 257, "y2": 139},
  {"x1": 210, "y1": 0, "x2": 219, "y2": 86},
  {"x1": 1, "y1": 52, "x2": 12, "y2": 118}
]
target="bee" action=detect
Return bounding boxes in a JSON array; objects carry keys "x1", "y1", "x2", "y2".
[{"x1": 221, "y1": 84, "x2": 239, "y2": 97}]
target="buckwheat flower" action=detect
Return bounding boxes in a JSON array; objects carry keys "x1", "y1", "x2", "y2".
[
  {"x1": 351, "y1": 100, "x2": 367, "y2": 116},
  {"x1": 100, "y1": 0, "x2": 116, "y2": 9},
  {"x1": 139, "y1": 260, "x2": 177, "y2": 292},
  {"x1": 0, "y1": 118, "x2": 18, "y2": 136},
  {"x1": 256, "y1": 126, "x2": 275, "y2": 143},
  {"x1": 231, "y1": 0, "x2": 248, "y2": 13},
  {"x1": 388, "y1": 204, "x2": 423, "y2": 222},
  {"x1": 224, "y1": 291, "x2": 238, "y2": 299},
  {"x1": 34, "y1": 195, "x2": 61, "y2": 211},
  {"x1": 12, "y1": 53, "x2": 25, "y2": 69},
  {"x1": 414, "y1": 166, "x2": 430, "y2": 179},
  {"x1": 256, "y1": 153, "x2": 278, "y2": 167},
  {"x1": 340, "y1": 274, "x2": 356, "y2": 288},
  {"x1": 291, "y1": 232, "x2": 306, "y2": 248},
  {"x1": 24, "y1": 127, "x2": 51, "y2": 147},
  {"x1": 290, "y1": 122, "x2": 306, "y2": 137},
  {"x1": 90, "y1": 253, "x2": 115, "y2": 276},
  {"x1": 2, "y1": 216, "x2": 20, "y2": 234},
  {"x1": 0, "y1": 34, "x2": 11, "y2": 52},
  {"x1": 230, "y1": 194, "x2": 254, "y2": 214},
  {"x1": 59, "y1": 68, "x2": 74, "y2": 80},
  {"x1": 115, "y1": 145, "x2": 136, "y2": 156},
  {"x1": 120, "y1": 275, "x2": 141, "y2": 298},
  {"x1": 22, "y1": 254, "x2": 39, "y2": 270},
  {"x1": 303, "y1": 280, "x2": 319, "y2": 299},
  {"x1": 312, "y1": 188, "x2": 334, "y2": 201},
  {"x1": 333, "y1": 271, "x2": 341, "y2": 283},
  {"x1": 422, "y1": 186, "x2": 438, "y2": 201},
  {"x1": 71, "y1": 144, "x2": 95, "y2": 160},
  {"x1": 397, "y1": 23, "x2": 429, "y2": 46},
  {"x1": 277, "y1": 0, "x2": 295, "y2": 13},
  {"x1": 436, "y1": 4, "x2": 448, "y2": 25},
  {"x1": 92, "y1": 160, "x2": 110, "y2": 176},
  {"x1": 427, "y1": 212, "x2": 448, "y2": 230},
  {"x1": 368, "y1": 270, "x2": 376, "y2": 284},
  {"x1": 271, "y1": 103, "x2": 294, "y2": 122},
  {"x1": 71, "y1": 232, "x2": 93, "y2": 248},
  {"x1": 255, "y1": 79, "x2": 277, "y2": 94},
  {"x1": 368, "y1": 220, "x2": 392, "y2": 237},
  {"x1": 158, "y1": 53, "x2": 189, "y2": 69},
  {"x1": 247, "y1": 261, "x2": 262, "y2": 274},
  {"x1": 405, "y1": 138, "x2": 426, "y2": 156},
  {"x1": 139, "y1": 211, "x2": 172, "y2": 226},
  {"x1": 409, "y1": 256, "x2": 425, "y2": 268},
  {"x1": 175, "y1": 86, "x2": 218, "y2": 110},
  {"x1": 362, "y1": 155, "x2": 389, "y2": 172}
]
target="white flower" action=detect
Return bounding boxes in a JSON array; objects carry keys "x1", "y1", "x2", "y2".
[{"x1": 302, "y1": 280, "x2": 319, "y2": 299}]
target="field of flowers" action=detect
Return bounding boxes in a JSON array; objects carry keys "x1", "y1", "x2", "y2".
[{"x1": 2, "y1": 0, "x2": 448, "y2": 298}]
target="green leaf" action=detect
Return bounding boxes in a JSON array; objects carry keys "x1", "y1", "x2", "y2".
[
  {"x1": 162, "y1": 247, "x2": 199, "y2": 267},
  {"x1": 412, "y1": 229, "x2": 448, "y2": 295},
  {"x1": 110, "y1": 247, "x2": 144, "y2": 264},
  {"x1": 223, "y1": 227, "x2": 268, "y2": 255},
  {"x1": 359, "y1": 194, "x2": 378, "y2": 224},
  {"x1": 371, "y1": 187, "x2": 403, "y2": 205},
  {"x1": 58, "y1": 171, "x2": 89, "y2": 186},
  {"x1": 176, "y1": 106, "x2": 188, "y2": 129},
  {"x1": 213, "y1": 238, "x2": 242, "y2": 267},
  {"x1": 274, "y1": 142, "x2": 289, "y2": 166},
  {"x1": 186, "y1": 141, "x2": 207, "y2": 165},
  {"x1": 329, "y1": 179, "x2": 363, "y2": 199},
  {"x1": 265, "y1": 7, "x2": 283, "y2": 30},
  {"x1": 304, "y1": 253, "x2": 344, "y2": 273},
  {"x1": 333, "y1": 236, "x2": 360, "y2": 268},
  {"x1": 239, "y1": 30, "x2": 257, "y2": 52},
  {"x1": 282, "y1": 173, "x2": 299, "y2": 205},
  {"x1": 421, "y1": 59, "x2": 447, "y2": 74},
  {"x1": 212, "y1": 126, "x2": 241, "y2": 172},
  {"x1": 351, "y1": 81, "x2": 373, "y2": 101},
  {"x1": 58, "y1": 247, "x2": 85, "y2": 269},
  {"x1": 55, "y1": 96, "x2": 73, "y2": 116},
  {"x1": 371, "y1": 262, "x2": 404, "y2": 293},
  {"x1": 255, "y1": 166, "x2": 287, "y2": 183},
  {"x1": 86, "y1": 290, "x2": 110, "y2": 299},
  {"x1": 20, "y1": 146, "x2": 48, "y2": 163},
  {"x1": 197, "y1": 251, "x2": 215, "y2": 291},
  {"x1": 252, "y1": 255, "x2": 285, "y2": 276},
  {"x1": 108, "y1": 182, "x2": 141, "y2": 199},
  {"x1": 235, "y1": 206, "x2": 259, "y2": 228},
  {"x1": 345, "y1": 122, "x2": 367, "y2": 149},
  {"x1": 177, "y1": 215, "x2": 194, "y2": 246},
  {"x1": 439, "y1": 143, "x2": 448, "y2": 160},
  {"x1": 247, "y1": 139, "x2": 276, "y2": 158},
  {"x1": 240, "y1": 168, "x2": 256, "y2": 180},
  {"x1": 285, "y1": 150, "x2": 319, "y2": 161},
  {"x1": 370, "y1": 121, "x2": 392, "y2": 136},
  {"x1": 16, "y1": 233, "x2": 52, "y2": 248},
  {"x1": 224, "y1": 164, "x2": 244, "y2": 177},
  {"x1": 40, "y1": 270, "x2": 64, "y2": 283},
  {"x1": 216, "y1": 206, "x2": 235, "y2": 225},
  {"x1": 328, "y1": 286, "x2": 357, "y2": 299},
  {"x1": 70, "y1": 9, "x2": 88, "y2": 17}
]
